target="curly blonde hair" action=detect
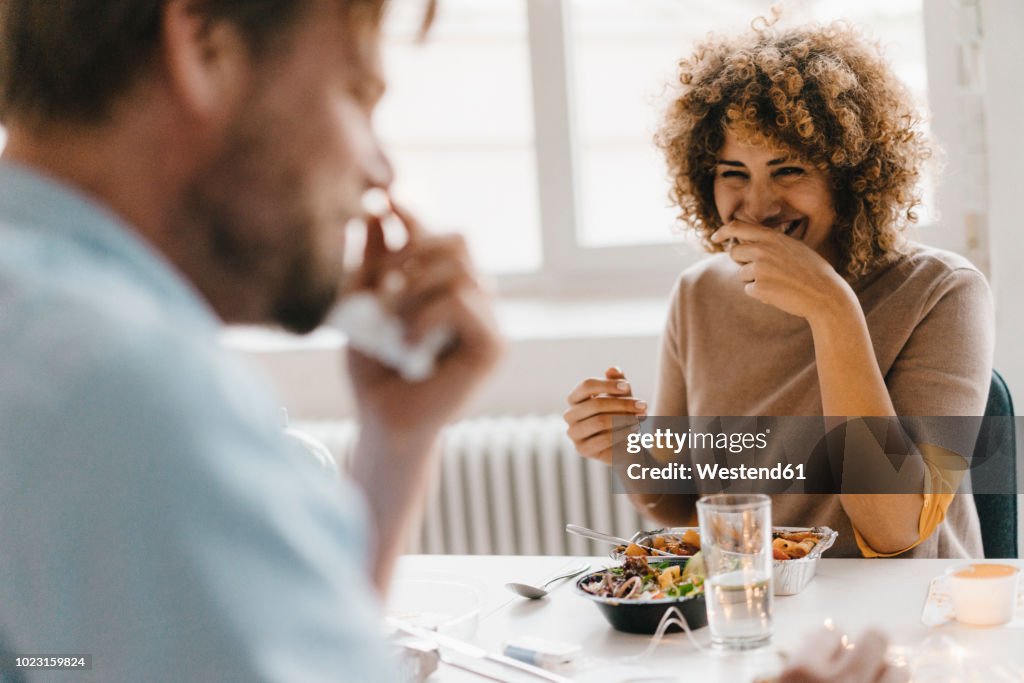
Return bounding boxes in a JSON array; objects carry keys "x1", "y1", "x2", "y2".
[{"x1": 655, "y1": 20, "x2": 931, "y2": 278}]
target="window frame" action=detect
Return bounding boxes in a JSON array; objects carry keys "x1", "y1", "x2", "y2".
[{"x1": 507, "y1": 0, "x2": 693, "y2": 298}]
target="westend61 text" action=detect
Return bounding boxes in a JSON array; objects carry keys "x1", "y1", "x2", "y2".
[{"x1": 626, "y1": 462, "x2": 806, "y2": 481}]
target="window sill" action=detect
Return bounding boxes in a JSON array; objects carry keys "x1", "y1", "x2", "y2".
[
  {"x1": 221, "y1": 295, "x2": 669, "y2": 351},
  {"x1": 222, "y1": 296, "x2": 669, "y2": 419}
]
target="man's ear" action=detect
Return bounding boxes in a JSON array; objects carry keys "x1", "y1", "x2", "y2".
[{"x1": 160, "y1": 0, "x2": 251, "y2": 126}]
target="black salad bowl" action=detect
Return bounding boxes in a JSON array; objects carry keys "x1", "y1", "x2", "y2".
[{"x1": 575, "y1": 558, "x2": 708, "y2": 635}]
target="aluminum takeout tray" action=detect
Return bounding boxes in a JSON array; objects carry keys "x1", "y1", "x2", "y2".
[{"x1": 615, "y1": 526, "x2": 838, "y2": 596}]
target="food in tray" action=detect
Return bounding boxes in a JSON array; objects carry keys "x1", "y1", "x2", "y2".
[
  {"x1": 619, "y1": 527, "x2": 830, "y2": 562},
  {"x1": 771, "y1": 530, "x2": 820, "y2": 560},
  {"x1": 579, "y1": 556, "x2": 704, "y2": 601},
  {"x1": 617, "y1": 529, "x2": 701, "y2": 558}
]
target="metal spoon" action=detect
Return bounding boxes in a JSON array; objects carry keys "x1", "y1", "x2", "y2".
[
  {"x1": 564, "y1": 523, "x2": 676, "y2": 556},
  {"x1": 505, "y1": 562, "x2": 591, "y2": 599}
]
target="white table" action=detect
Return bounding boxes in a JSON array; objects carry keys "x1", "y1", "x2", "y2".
[{"x1": 392, "y1": 555, "x2": 1024, "y2": 682}]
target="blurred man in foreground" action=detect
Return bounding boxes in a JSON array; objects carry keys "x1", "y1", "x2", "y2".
[{"x1": 0, "y1": 0, "x2": 500, "y2": 679}]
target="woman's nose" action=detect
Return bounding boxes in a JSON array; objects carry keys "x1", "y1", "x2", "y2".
[{"x1": 738, "y1": 179, "x2": 782, "y2": 224}]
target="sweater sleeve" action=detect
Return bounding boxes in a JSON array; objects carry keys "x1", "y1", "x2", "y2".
[
  {"x1": 853, "y1": 266, "x2": 994, "y2": 557},
  {"x1": 653, "y1": 278, "x2": 689, "y2": 417},
  {"x1": 885, "y1": 267, "x2": 994, "y2": 417}
]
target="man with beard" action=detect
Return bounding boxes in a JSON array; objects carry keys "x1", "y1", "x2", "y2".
[{"x1": 0, "y1": 0, "x2": 500, "y2": 680}]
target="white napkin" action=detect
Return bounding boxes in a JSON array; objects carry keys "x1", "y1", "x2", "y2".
[{"x1": 330, "y1": 292, "x2": 453, "y2": 382}]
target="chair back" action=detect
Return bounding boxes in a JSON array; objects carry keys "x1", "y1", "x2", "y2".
[{"x1": 972, "y1": 370, "x2": 1018, "y2": 558}]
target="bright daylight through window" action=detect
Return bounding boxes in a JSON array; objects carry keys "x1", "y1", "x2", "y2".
[{"x1": 376, "y1": 0, "x2": 929, "y2": 285}]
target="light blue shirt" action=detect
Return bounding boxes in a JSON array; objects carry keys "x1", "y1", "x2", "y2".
[{"x1": 0, "y1": 163, "x2": 396, "y2": 682}]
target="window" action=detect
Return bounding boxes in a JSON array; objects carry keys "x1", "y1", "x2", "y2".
[
  {"x1": 377, "y1": 0, "x2": 953, "y2": 295},
  {"x1": 570, "y1": 0, "x2": 932, "y2": 249},
  {"x1": 376, "y1": 1, "x2": 541, "y2": 274}
]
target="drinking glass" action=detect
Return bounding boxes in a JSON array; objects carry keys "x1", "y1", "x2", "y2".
[{"x1": 697, "y1": 493, "x2": 773, "y2": 649}]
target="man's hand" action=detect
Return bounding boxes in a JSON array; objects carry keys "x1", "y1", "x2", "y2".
[
  {"x1": 346, "y1": 203, "x2": 503, "y2": 440},
  {"x1": 711, "y1": 221, "x2": 856, "y2": 323},
  {"x1": 343, "y1": 203, "x2": 503, "y2": 591},
  {"x1": 774, "y1": 627, "x2": 908, "y2": 683}
]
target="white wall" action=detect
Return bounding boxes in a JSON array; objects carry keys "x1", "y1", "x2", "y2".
[
  {"x1": 979, "y1": 0, "x2": 1024, "y2": 549},
  {"x1": 980, "y1": 0, "x2": 1024, "y2": 403}
]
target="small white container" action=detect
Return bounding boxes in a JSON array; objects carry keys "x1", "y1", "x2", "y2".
[{"x1": 946, "y1": 563, "x2": 1020, "y2": 626}]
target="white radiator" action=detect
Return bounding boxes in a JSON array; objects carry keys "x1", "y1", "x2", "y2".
[{"x1": 294, "y1": 416, "x2": 646, "y2": 556}]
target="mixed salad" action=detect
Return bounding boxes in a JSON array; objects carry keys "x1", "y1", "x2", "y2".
[{"x1": 579, "y1": 555, "x2": 705, "y2": 602}]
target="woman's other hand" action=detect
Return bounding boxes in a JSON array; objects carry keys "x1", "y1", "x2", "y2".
[{"x1": 563, "y1": 367, "x2": 647, "y2": 465}]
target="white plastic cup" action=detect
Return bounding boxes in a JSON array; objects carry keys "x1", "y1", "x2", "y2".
[{"x1": 946, "y1": 563, "x2": 1020, "y2": 626}]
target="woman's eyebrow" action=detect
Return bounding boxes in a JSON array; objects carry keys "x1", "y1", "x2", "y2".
[{"x1": 716, "y1": 157, "x2": 791, "y2": 167}]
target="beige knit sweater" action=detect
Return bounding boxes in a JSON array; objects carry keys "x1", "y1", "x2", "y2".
[{"x1": 653, "y1": 244, "x2": 994, "y2": 557}]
